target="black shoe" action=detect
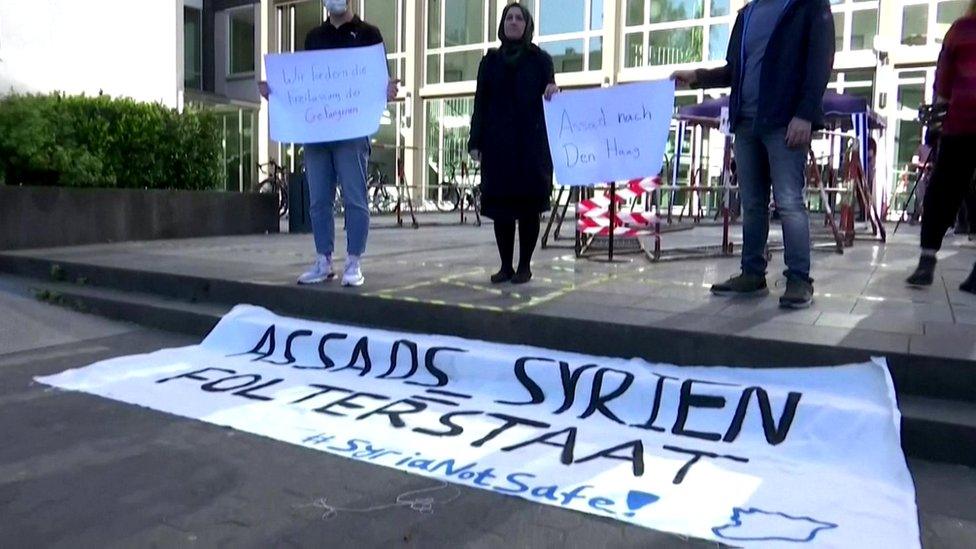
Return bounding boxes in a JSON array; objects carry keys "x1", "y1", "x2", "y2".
[
  {"x1": 710, "y1": 273, "x2": 769, "y2": 297},
  {"x1": 780, "y1": 277, "x2": 814, "y2": 309},
  {"x1": 906, "y1": 256, "x2": 937, "y2": 287},
  {"x1": 961, "y1": 263, "x2": 976, "y2": 295},
  {"x1": 490, "y1": 268, "x2": 514, "y2": 284},
  {"x1": 511, "y1": 269, "x2": 532, "y2": 284}
]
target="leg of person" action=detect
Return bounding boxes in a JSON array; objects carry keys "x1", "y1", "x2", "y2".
[
  {"x1": 334, "y1": 138, "x2": 371, "y2": 287},
  {"x1": 764, "y1": 128, "x2": 813, "y2": 309},
  {"x1": 910, "y1": 136, "x2": 976, "y2": 287},
  {"x1": 299, "y1": 143, "x2": 338, "y2": 284},
  {"x1": 945, "y1": 136, "x2": 976, "y2": 293},
  {"x1": 964, "y1": 185, "x2": 976, "y2": 237},
  {"x1": 513, "y1": 213, "x2": 541, "y2": 284},
  {"x1": 492, "y1": 218, "x2": 516, "y2": 283},
  {"x1": 711, "y1": 121, "x2": 771, "y2": 296}
]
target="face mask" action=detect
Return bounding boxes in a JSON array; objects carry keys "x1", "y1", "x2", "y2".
[{"x1": 324, "y1": 0, "x2": 348, "y2": 15}]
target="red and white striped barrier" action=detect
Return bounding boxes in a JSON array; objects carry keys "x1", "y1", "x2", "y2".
[{"x1": 576, "y1": 177, "x2": 663, "y2": 238}]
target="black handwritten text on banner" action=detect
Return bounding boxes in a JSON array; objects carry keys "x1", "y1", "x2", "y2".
[{"x1": 38, "y1": 306, "x2": 919, "y2": 547}]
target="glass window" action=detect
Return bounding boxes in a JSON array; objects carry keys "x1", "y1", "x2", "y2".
[
  {"x1": 937, "y1": 0, "x2": 968, "y2": 41},
  {"x1": 229, "y1": 8, "x2": 255, "y2": 75},
  {"x1": 540, "y1": 0, "x2": 585, "y2": 35},
  {"x1": 184, "y1": 7, "x2": 202, "y2": 89},
  {"x1": 833, "y1": 12, "x2": 845, "y2": 52},
  {"x1": 711, "y1": 0, "x2": 730, "y2": 17},
  {"x1": 650, "y1": 0, "x2": 704, "y2": 24},
  {"x1": 624, "y1": 32, "x2": 644, "y2": 67},
  {"x1": 426, "y1": 54, "x2": 440, "y2": 85},
  {"x1": 365, "y1": 0, "x2": 397, "y2": 53},
  {"x1": 708, "y1": 23, "x2": 729, "y2": 62},
  {"x1": 427, "y1": 0, "x2": 441, "y2": 48},
  {"x1": 938, "y1": 0, "x2": 968, "y2": 24},
  {"x1": 541, "y1": 39, "x2": 586, "y2": 73},
  {"x1": 443, "y1": 49, "x2": 482, "y2": 82},
  {"x1": 896, "y1": 120, "x2": 922, "y2": 168},
  {"x1": 445, "y1": 0, "x2": 483, "y2": 47},
  {"x1": 898, "y1": 82, "x2": 925, "y2": 112},
  {"x1": 424, "y1": 98, "x2": 476, "y2": 202},
  {"x1": 589, "y1": 37, "x2": 603, "y2": 70},
  {"x1": 626, "y1": 0, "x2": 645, "y2": 26},
  {"x1": 241, "y1": 111, "x2": 254, "y2": 191},
  {"x1": 649, "y1": 27, "x2": 702, "y2": 65},
  {"x1": 591, "y1": 0, "x2": 604, "y2": 30},
  {"x1": 901, "y1": 4, "x2": 928, "y2": 46},
  {"x1": 850, "y1": 9, "x2": 877, "y2": 51},
  {"x1": 294, "y1": 1, "x2": 323, "y2": 52},
  {"x1": 222, "y1": 112, "x2": 242, "y2": 191}
]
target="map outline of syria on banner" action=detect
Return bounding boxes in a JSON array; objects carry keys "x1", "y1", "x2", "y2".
[
  {"x1": 264, "y1": 44, "x2": 388, "y2": 144},
  {"x1": 37, "y1": 306, "x2": 920, "y2": 548},
  {"x1": 543, "y1": 80, "x2": 675, "y2": 187}
]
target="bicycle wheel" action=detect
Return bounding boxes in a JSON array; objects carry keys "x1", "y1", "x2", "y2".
[
  {"x1": 255, "y1": 178, "x2": 276, "y2": 195},
  {"x1": 277, "y1": 183, "x2": 289, "y2": 218},
  {"x1": 382, "y1": 185, "x2": 400, "y2": 213},
  {"x1": 437, "y1": 185, "x2": 460, "y2": 212}
]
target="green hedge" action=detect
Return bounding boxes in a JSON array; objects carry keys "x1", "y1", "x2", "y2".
[{"x1": 0, "y1": 92, "x2": 222, "y2": 190}]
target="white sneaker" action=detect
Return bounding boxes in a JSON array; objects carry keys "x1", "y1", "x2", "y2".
[
  {"x1": 297, "y1": 254, "x2": 335, "y2": 284},
  {"x1": 341, "y1": 256, "x2": 365, "y2": 287}
]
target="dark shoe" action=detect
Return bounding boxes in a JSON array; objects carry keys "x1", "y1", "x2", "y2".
[
  {"x1": 780, "y1": 277, "x2": 814, "y2": 309},
  {"x1": 710, "y1": 273, "x2": 769, "y2": 297},
  {"x1": 906, "y1": 255, "x2": 937, "y2": 287},
  {"x1": 511, "y1": 269, "x2": 532, "y2": 285},
  {"x1": 961, "y1": 264, "x2": 976, "y2": 295},
  {"x1": 490, "y1": 268, "x2": 514, "y2": 284}
]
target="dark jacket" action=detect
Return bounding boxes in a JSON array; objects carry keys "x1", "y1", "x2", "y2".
[
  {"x1": 304, "y1": 15, "x2": 383, "y2": 50},
  {"x1": 695, "y1": 0, "x2": 835, "y2": 131},
  {"x1": 468, "y1": 46, "x2": 556, "y2": 210}
]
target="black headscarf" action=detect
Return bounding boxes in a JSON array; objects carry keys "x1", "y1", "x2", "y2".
[{"x1": 498, "y1": 3, "x2": 535, "y2": 66}]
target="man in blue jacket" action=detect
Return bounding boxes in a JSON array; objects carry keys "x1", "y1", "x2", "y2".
[{"x1": 674, "y1": 0, "x2": 834, "y2": 309}]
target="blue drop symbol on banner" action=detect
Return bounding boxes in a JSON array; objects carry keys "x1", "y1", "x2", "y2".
[{"x1": 624, "y1": 490, "x2": 660, "y2": 517}]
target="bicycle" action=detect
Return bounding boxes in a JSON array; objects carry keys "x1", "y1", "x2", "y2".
[
  {"x1": 366, "y1": 161, "x2": 400, "y2": 214},
  {"x1": 254, "y1": 160, "x2": 289, "y2": 219},
  {"x1": 436, "y1": 161, "x2": 481, "y2": 216}
]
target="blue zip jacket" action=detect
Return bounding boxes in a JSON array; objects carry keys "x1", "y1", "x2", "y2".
[{"x1": 695, "y1": 0, "x2": 835, "y2": 131}]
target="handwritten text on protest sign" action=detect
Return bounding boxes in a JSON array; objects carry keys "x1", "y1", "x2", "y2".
[
  {"x1": 544, "y1": 80, "x2": 675, "y2": 187},
  {"x1": 265, "y1": 44, "x2": 388, "y2": 144}
]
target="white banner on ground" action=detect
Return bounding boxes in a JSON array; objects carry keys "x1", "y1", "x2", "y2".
[
  {"x1": 543, "y1": 80, "x2": 675, "y2": 187},
  {"x1": 38, "y1": 306, "x2": 919, "y2": 547},
  {"x1": 265, "y1": 44, "x2": 388, "y2": 144}
]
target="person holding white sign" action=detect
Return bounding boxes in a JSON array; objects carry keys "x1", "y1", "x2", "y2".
[
  {"x1": 258, "y1": 0, "x2": 397, "y2": 288},
  {"x1": 673, "y1": 0, "x2": 834, "y2": 309},
  {"x1": 469, "y1": 3, "x2": 559, "y2": 285}
]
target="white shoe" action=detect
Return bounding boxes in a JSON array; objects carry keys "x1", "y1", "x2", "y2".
[
  {"x1": 341, "y1": 256, "x2": 365, "y2": 287},
  {"x1": 297, "y1": 254, "x2": 335, "y2": 284}
]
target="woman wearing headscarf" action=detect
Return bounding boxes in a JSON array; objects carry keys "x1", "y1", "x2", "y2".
[
  {"x1": 907, "y1": 0, "x2": 976, "y2": 294},
  {"x1": 469, "y1": 3, "x2": 559, "y2": 284}
]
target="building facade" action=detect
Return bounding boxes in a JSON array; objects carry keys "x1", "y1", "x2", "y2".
[
  {"x1": 4, "y1": 2, "x2": 961, "y2": 203},
  {"x1": 256, "y1": 0, "x2": 969, "y2": 208}
]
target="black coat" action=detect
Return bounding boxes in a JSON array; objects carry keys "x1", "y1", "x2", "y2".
[
  {"x1": 695, "y1": 0, "x2": 835, "y2": 132},
  {"x1": 469, "y1": 46, "x2": 555, "y2": 219}
]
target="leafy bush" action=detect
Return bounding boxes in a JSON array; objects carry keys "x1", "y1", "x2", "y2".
[{"x1": 0, "y1": 92, "x2": 222, "y2": 190}]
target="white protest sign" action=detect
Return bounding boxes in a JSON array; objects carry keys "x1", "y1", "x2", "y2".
[
  {"x1": 38, "y1": 306, "x2": 919, "y2": 548},
  {"x1": 265, "y1": 44, "x2": 388, "y2": 144},
  {"x1": 544, "y1": 80, "x2": 675, "y2": 187}
]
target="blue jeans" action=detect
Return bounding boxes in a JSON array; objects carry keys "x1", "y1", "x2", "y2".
[
  {"x1": 303, "y1": 138, "x2": 371, "y2": 257},
  {"x1": 734, "y1": 122, "x2": 811, "y2": 281}
]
